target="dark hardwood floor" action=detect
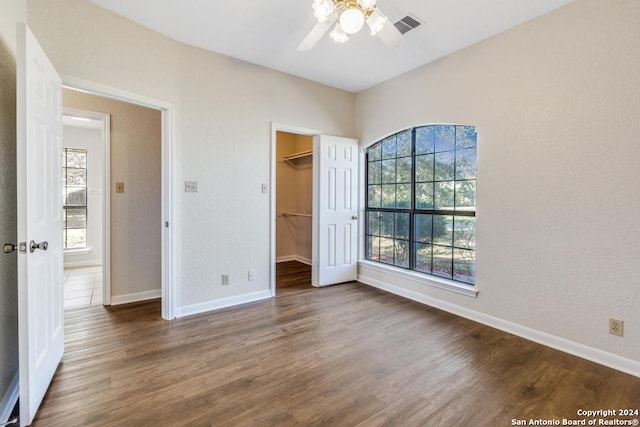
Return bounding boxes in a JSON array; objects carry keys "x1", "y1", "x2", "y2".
[
  {"x1": 32, "y1": 262, "x2": 640, "y2": 426},
  {"x1": 276, "y1": 260, "x2": 312, "y2": 293}
]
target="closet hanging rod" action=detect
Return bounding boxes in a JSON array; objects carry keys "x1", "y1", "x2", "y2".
[
  {"x1": 279, "y1": 150, "x2": 313, "y2": 166},
  {"x1": 282, "y1": 150, "x2": 312, "y2": 161}
]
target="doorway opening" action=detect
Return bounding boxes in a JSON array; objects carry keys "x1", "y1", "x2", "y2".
[
  {"x1": 62, "y1": 78, "x2": 176, "y2": 319},
  {"x1": 61, "y1": 109, "x2": 109, "y2": 309},
  {"x1": 270, "y1": 124, "x2": 320, "y2": 295},
  {"x1": 62, "y1": 87, "x2": 163, "y2": 312},
  {"x1": 270, "y1": 124, "x2": 360, "y2": 294},
  {"x1": 275, "y1": 130, "x2": 313, "y2": 294}
]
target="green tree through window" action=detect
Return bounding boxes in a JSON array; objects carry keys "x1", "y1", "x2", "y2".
[{"x1": 365, "y1": 125, "x2": 476, "y2": 284}]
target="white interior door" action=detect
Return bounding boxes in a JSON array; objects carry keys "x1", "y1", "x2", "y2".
[
  {"x1": 312, "y1": 135, "x2": 359, "y2": 287},
  {"x1": 16, "y1": 23, "x2": 64, "y2": 426}
]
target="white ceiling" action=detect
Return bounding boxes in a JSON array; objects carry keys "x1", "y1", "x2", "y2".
[{"x1": 88, "y1": 0, "x2": 575, "y2": 93}]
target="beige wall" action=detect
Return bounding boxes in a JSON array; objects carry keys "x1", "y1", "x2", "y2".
[
  {"x1": 26, "y1": 0, "x2": 356, "y2": 310},
  {"x1": 0, "y1": 0, "x2": 25, "y2": 414},
  {"x1": 63, "y1": 89, "x2": 161, "y2": 298},
  {"x1": 276, "y1": 132, "x2": 312, "y2": 263},
  {"x1": 356, "y1": 0, "x2": 640, "y2": 365},
  {"x1": 0, "y1": 0, "x2": 25, "y2": 57}
]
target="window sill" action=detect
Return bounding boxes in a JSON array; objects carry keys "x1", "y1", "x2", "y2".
[
  {"x1": 64, "y1": 247, "x2": 92, "y2": 256},
  {"x1": 358, "y1": 260, "x2": 478, "y2": 298}
]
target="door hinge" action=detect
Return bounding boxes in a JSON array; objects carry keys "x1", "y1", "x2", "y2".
[{"x1": 165, "y1": 221, "x2": 169, "y2": 228}]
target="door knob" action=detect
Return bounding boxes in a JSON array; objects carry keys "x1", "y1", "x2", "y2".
[
  {"x1": 3, "y1": 243, "x2": 16, "y2": 254},
  {"x1": 30, "y1": 240, "x2": 48, "y2": 253},
  {"x1": 351, "y1": 215, "x2": 359, "y2": 220}
]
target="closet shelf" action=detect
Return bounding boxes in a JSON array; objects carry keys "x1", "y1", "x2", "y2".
[
  {"x1": 280, "y1": 150, "x2": 312, "y2": 167},
  {"x1": 280, "y1": 211, "x2": 312, "y2": 218}
]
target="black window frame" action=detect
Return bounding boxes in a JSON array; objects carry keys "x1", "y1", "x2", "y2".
[{"x1": 365, "y1": 125, "x2": 477, "y2": 285}]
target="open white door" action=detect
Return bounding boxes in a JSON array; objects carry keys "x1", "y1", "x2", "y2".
[
  {"x1": 312, "y1": 135, "x2": 359, "y2": 287},
  {"x1": 16, "y1": 23, "x2": 64, "y2": 426}
]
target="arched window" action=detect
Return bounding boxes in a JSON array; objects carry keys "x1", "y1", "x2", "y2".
[{"x1": 365, "y1": 125, "x2": 476, "y2": 284}]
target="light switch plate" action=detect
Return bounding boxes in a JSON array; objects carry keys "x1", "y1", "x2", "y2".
[
  {"x1": 185, "y1": 181, "x2": 198, "y2": 193},
  {"x1": 115, "y1": 182, "x2": 124, "y2": 193}
]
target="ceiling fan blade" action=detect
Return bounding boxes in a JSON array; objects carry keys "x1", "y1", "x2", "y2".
[
  {"x1": 374, "y1": 11, "x2": 404, "y2": 48},
  {"x1": 297, "y1": 14, "x2": 338, "y2": 51}
]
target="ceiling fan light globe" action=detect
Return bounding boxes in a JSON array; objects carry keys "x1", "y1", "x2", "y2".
[
  {"x1": 339, "y1": 8, "x2": 365, "y2": 34},
  {"x1": 312, "y1": 0, "x2": 334, "y2": 22},
  {"x1": 312, "y1": 0, "x2": 333, "y2": 8},
  {"x1": 366, "y1": 8, "x2": 387, "y2": 34},
  {"x1": 357, "y1": 0, "x2": 377, "y2": 9},
  {"x1": 329, "y1": 23, "x2": 349, "y2": 43}
]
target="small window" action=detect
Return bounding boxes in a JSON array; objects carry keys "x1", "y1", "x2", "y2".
[
  {"x1": 62, "y1": 148, "x2": 88, "y2": 250},
  {"x1": 366, "y1": 125, "x2": 477, "y2": 285}
]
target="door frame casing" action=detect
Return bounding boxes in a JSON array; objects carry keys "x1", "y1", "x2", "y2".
[
  {"x1": 62, "y1": 75, "x2": 177, "y2": 320},
  {"x1": 62, "y1": 108, "x2": 111, "y2": 304},
  {"x1": 269, "y1": 123, "x2": 321, "y2": 296}
]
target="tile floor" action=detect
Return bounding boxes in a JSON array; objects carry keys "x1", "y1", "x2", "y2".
[{"x1": 63, "y1": 265, "x2": 103, "y2": 309}]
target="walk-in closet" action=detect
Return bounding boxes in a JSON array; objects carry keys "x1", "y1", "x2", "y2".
[{"x1": 275, "y1": 131, "x2": 313, "y2": 290}]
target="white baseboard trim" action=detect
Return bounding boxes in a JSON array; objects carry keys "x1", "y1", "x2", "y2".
[
  {"x1": 276, "y1": 255, "x2": 312, "y2": 266},
  {"x1": 176, "y1": 290, "x2": 272, "y2": 318},
  {"x1": 110, "y1": 289, "x2": 161, "y2": 305},
  {"x1": 64, "y1": 260, "x2": 102, "y2": 269},
  {"x1": 0, "y1": 373, "x2": 18, "y2": 423},
  {"x1": 359, "y1": 274, "x2": 640, "y2": 378}
]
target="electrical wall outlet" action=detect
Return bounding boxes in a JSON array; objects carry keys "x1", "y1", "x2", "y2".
[
  {"x1": 248, "y1": 269, "x2": 255, "y2": 281},
  {"x1": 185, "y1": 181, "x2": 198, "y2": 193},
  {"x1": 222, "y1": 274, "x2": 230, "y2": 286},
  {"x1": 609, "y1": 318, "x2": 624, "y2": 337}
]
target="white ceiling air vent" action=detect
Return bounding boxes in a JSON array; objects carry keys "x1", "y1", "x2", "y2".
[{"x1": 394, "y1": 15, "x2": 422, "y2": 35}]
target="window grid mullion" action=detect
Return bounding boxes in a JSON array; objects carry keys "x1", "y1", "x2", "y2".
[
  {"x1": 410, "y1": 128, "x2": 416, "y2": 271},
  {"x1": 451, "y1": 129, "x2": 457, "y2": 277},
  {"x1": 393, "y1": 142, "x2": 398, "y2": 265},
  {"x1": 430, "y1": 132, "x2": 436, "y2": 273},
  {"x1": 364, "y1": 151, "x2": 370, "y2": 259}
]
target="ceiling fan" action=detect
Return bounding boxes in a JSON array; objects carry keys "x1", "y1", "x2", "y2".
[{"x1": 298, "y1": 0, "x2": 404, "y2": 51}]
